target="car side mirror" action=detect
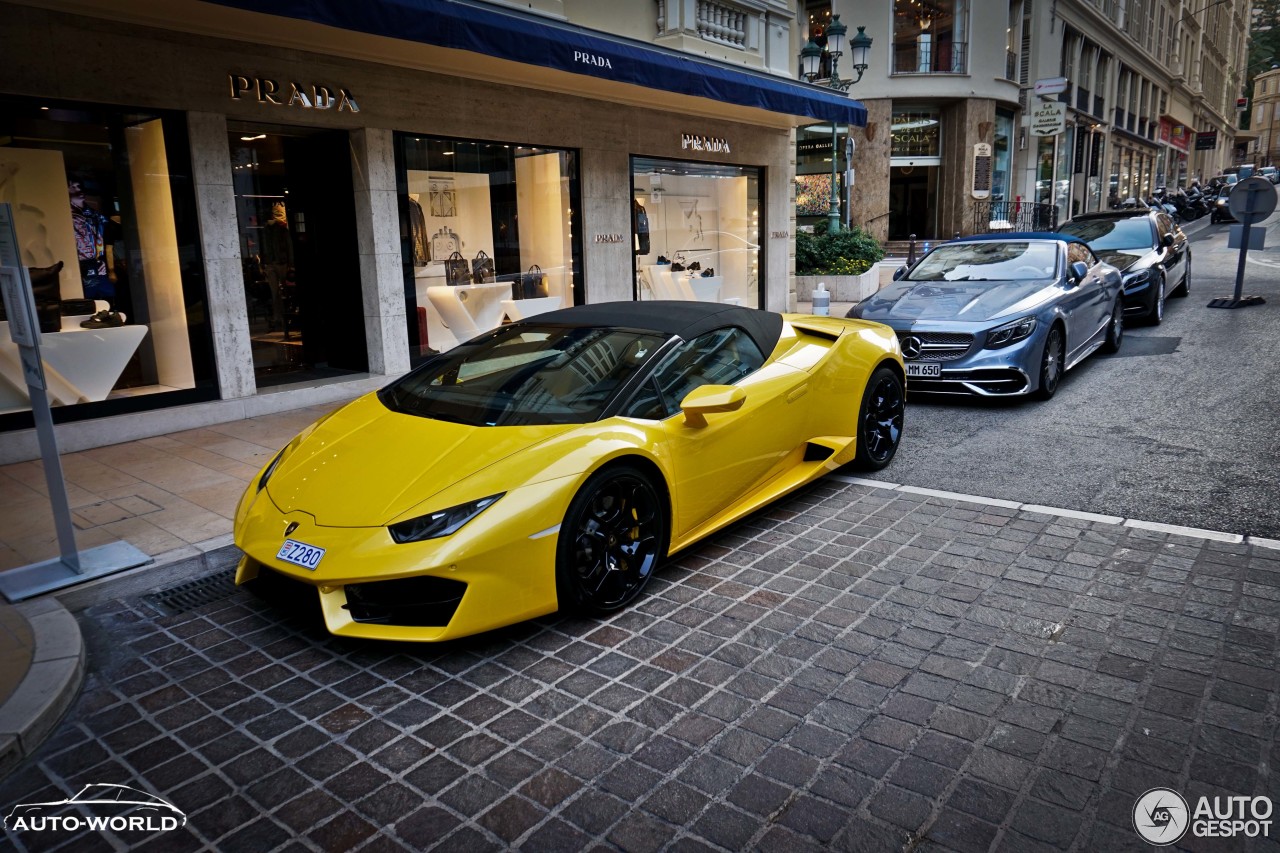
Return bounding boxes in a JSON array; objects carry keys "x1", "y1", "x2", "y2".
[
  {"x1": 1069, "y1": 261, "x2": 1089, "y2": 284},
  {"x1": 1162, "y1": 233, "x2": 1175, "y2": 247},
  {"x1": 680, "y1": 385, "x2": 746, "y2": 428},
  {"x1": 893, "y1": 265, "x2": 908, "y2": 281}
]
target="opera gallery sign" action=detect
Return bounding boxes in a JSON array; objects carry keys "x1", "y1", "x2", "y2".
[{"x1": 229, "y1": 74, "x2": 360, "y2": 113}]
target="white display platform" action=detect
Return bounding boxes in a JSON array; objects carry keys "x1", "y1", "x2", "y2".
[
  {"x1": 643, "y1": 266, "x2": 727, "y2": 303},
  {"x1": 0, "y1": 320, "x2": 149, "y2": 412},
  {"x1": 501, "y1": 296, "x2": 562, "y2": 321},
  {"x1": 425, "y1": 282, "x2": 510, "y2": 342}
]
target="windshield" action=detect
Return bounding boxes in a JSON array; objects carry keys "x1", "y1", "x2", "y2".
[
  {"x1": 1059, "y1": 217, "x2": 1155, "y2": 250},
  {"x1": 380, "y1": 325, "x2": 668, "y2": 426},
  {"x1": 905, "y1": 242, "x2": 1059, "y2": 282}
]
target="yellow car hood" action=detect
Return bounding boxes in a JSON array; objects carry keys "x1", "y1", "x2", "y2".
[{"x1": 266, "y1": 394, "x2": 575, "y2": 527}]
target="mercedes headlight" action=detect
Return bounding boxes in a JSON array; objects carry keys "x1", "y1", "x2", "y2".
[
  {"x1": 984, "y1": 316, "x2": 1037, "y2": 349},
  {"x1": 389, "y1": 494, "x2": 504, "y2": 544},
  {"x1": 1122, "y1": 269, "x2": 1154, "y2": 292}
]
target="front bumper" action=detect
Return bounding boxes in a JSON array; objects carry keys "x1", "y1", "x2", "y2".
[
  {"x1": 897, "y1": 326, "x2": 1044, "y2": 397},
  {"x1": 233, "y1": 483, "x2": 563, "y2": 642}
]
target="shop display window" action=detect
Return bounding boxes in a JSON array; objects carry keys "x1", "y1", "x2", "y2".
[
  {"x1": 394, "y1": 135, "x2": 583, "y2": 358},
  {"x1": 632, "y1": 157, "x2": 761, "y2": 309},
  {"x1": 795, "y1": 123, "x2": 847, "y2": 227},
  {"x1": 0, "y1": 98, "x2": 213, "y2": 427}
]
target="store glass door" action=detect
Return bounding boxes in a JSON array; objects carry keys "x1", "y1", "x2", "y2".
[
  {"x1": 229, "y1": 124, "x2": 366, "y2": 386},
  {"x1": 888, "y1": 165, "x2": 938, "y2": 239}
]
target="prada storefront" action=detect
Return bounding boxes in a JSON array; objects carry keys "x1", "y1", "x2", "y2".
[{"x1": 0, "y1": 0, "x2": 863, "y2": 459}]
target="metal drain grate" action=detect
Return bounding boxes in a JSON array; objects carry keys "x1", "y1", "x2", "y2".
[{"x1": 143, "y1": 569, "x2": 240, "y2": 616}]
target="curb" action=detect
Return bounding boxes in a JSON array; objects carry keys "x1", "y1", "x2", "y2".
[
  {"x1": 828, "y1": 475, "x2": 1278, "y2": 549},
  {"x1": 0, "y1": 599, "x2": 84, "y2": 779}
]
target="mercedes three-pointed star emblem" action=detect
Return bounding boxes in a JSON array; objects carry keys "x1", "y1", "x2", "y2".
[{"x1": 900, "y1": 335, "x2": 923, "y2": 359}]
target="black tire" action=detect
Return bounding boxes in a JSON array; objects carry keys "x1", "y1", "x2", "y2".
[
  {"x1": 556, "y1": 466, "x2": 667, "y2": 615},
  {"x1": 1173, "y1": 255, "x2": 1191, "y2": 297},
  {"x1": 1102, "y1": 299, "x2": 1124, "y2": 353},
  {"x1": 1033, "y1": 324, "x2": 1065, "y2": 400},
  {"x1": 1149, "y1": 274, "x2": 1165, "y2": 325},
  {"x1": 853, "y1": 366, "x2": 904, "y2": 471}
]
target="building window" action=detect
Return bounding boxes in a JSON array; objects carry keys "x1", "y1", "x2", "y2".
[
  {"x1": 0, "y1": 97, "x2": 213, "y2": 428},
  {"x1": 892, "y1": 0, "x2": 969, "y2": 74},
  {"x1": 992, "y1": 110, "x2": 1014, "y2": 201},
  {"x1": 632, "y1": 157, "x2": 761, "y2": 309},
  {"x1": 395, "y1": 136, "x2": 583, "y2": 357}
]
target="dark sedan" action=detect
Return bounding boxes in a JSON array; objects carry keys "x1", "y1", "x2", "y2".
[
  {"x1": 1210, "y1": 186, "x2": 1237, "y2": 223},
  {"x1": 1058, "y1": 209, "x2": 1190, "y2": 325}
]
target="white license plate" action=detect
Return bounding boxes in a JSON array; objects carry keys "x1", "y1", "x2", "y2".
[
  {"x1": 276, "y1": 539, "x2": 326, "y2": 570},
  {"x1": 905, "y1": 362, "x2": 941, "y2": 378}
]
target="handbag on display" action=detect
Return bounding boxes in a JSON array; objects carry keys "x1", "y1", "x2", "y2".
[
  {"x1": 520, "y1": 264, "x2": 549, "y2": 299},
  {"x1": 471, "y1": 250, "x2": 496, "y2": 284},
  {"x1": 444, "y1": 251, "x2": 471, "y2": 287}
]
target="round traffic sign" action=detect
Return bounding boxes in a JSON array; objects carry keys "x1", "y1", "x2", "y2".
[{"x1": 1228, "y1": 177, "x2": 1278, "y2": 224}]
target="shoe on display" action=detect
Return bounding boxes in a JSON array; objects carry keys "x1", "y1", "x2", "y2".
[
  {"x1": 656, "y1": 255, "x2": 671, "y2": 264},
  {"x1": 701, "y1": 268, "x2": 715, "y2": 277},
  {"x1": 688, "y1": 261, "x2": 701, "y2": 271},
  {"x1": 80, "y1": 310, "x2": 126, "y2": 329}
]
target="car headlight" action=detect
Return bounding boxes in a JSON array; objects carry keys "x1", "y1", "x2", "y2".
[
  {"x1": 1122, "y1": 269, "x2": 1154, "y2": 291},
  {"x1": 984, "y1": 316, "x2": 1037, "y2": 349},
  {"x1": 389, "y1": 494, "x2": 504, "y2": 544}
]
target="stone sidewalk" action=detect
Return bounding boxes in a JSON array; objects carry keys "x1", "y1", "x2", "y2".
[{"x1": 1, "y1": 478, "x2": 1277, "y2": 852}]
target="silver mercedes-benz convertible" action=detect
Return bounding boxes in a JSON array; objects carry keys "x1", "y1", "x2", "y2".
[{"x1": 846, "y1": 233, "x2": 1123, "y2": 399}]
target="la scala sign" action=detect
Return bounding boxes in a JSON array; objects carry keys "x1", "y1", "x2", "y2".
[{"x1": 1029, "y1": 101, "x2": 1065, "y2": 137}]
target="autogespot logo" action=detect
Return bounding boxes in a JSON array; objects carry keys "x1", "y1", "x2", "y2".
[
  {"x1": 1134, "y1": 788, "x2": 1190, "y2": 845},
  {"x1": 1134, "y1": 788, "x2": 1275, "y2": 845},
  {"x1": 4, "y1": 783, "x2": 186, "y2": 835}
]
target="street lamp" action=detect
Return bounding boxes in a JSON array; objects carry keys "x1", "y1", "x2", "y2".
[{"x1": 799, "y1": 16, "x2": 873, "y2": 231}]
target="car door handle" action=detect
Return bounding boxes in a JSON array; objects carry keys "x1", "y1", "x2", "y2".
[{"x1": 786, "y1": 384, "x2": 808, "y2": 404}]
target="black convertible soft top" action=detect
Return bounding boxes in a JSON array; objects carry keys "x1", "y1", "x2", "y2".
[{"x1": 525, "y1": 300, "x2": 784, "y2": 358}]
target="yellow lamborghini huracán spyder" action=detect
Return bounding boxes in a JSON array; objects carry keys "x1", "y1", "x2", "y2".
[{"x1": 234, "y1": 302, "x2": 904, "y2": 641}]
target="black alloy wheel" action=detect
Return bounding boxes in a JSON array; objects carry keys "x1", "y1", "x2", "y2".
[
  {"x1": 1174, "y1": 255, "x2": 1191, "y2": 297},
  {"x1": 853, "y1": 366, "x2": 905, "y2": 471},
  {"x1": 556, "y1": 467, "x2": 667, "y2": 614},
  {"x1": 1102, "y1": 299, "x2": 1124, "y2": 353},
  {"x1": 1033, "y1": 325, "x2": 1065, "y2": 400}
]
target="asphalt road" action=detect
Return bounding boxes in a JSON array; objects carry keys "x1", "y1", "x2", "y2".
[{"x1": 867, "y1": 210, "x2": 1280, "y2": 539}]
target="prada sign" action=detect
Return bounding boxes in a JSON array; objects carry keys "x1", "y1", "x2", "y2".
[
  {"x1": 681, "y1": 133, "x2": 731, "y2": 154},
  {"x1": 229, "y1": 74, "x2": 360, "y2": 113}
]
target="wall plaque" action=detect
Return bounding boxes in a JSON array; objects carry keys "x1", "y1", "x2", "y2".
[{"x1": 971, "y1": 143, "x2": 993, "y2": 199}]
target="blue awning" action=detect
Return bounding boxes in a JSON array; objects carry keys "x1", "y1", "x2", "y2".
[{"x1": 203, "y1": 0, "x2": 867, "y2": 126}]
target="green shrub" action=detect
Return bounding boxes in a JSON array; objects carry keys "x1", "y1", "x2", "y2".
[{"x1": 796, "y1": 221, "x2": 884, "y2": 276}]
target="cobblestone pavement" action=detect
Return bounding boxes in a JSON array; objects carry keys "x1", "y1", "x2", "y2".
[{"x1": 1, "y1": 480, "x2": 1278, "y2": 852}]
